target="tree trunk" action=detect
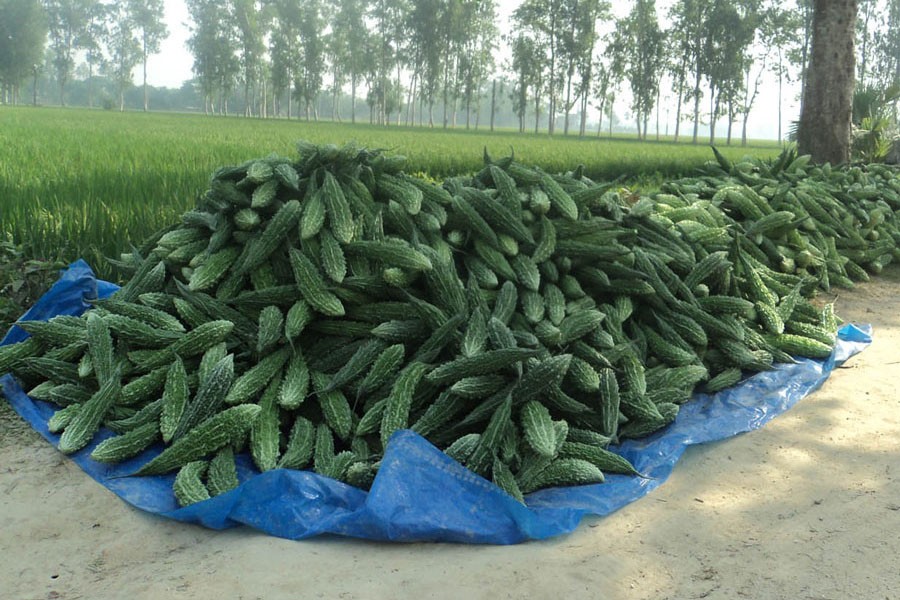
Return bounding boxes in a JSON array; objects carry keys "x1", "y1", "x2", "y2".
[
  {"x1": 351, "y1": 75, "x2": 356, "y2": 123},
  {"x1": 674, "y1": 56, "x2": 686, "y2": 143},
  {"x1": 726, "y1": 100, "x2": 734, "y2": 145},
  {"x1": 797, "y1": 0, "x2": 858, "y2": 164},
  {"x1": 691, "y1": 81, "x2": 701, "y2": 143},
  {"x1": 407, "y1": 72, "x2": 417, "y2": 126},
  {"x1": 143, "y1": 38, "x2": 149, "y2": 112},
  {"x1": 655, "y1": 88, "x2": 661, "y2": 141},
  {"x1": 261, "y1": 79, "x2": 267, "y2": 118},
  {"x1": 442, "y1": 63, "x2": 449, "y2": 129},
  {"x1": 490, "y1": 80, "x2": 496, "y2": 132},
  {"x1": 777, "y1": 51, "x2": 784, "y2": 144},
  {"x1": 596, "y1": 98, "x2": 605, "y2": 137},
  {"x1": 859, "y1": 0, "x2": 871, "y2": 84},
  {"x1": 579, "y1": 91, "x2": 587, "y2": 137},
  {"x1": 333, "y1": 66, "x2": 339, "y2": 122},
  {"x1": 799, "y1": 3, "x2": 813, "y2": 116}
]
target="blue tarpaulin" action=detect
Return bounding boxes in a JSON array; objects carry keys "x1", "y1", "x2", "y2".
[{"x1": 0, "y1": 261, "x2": 872, "y2": 544}]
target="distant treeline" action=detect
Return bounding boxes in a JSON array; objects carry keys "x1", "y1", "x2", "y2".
[{"x1": 2, "y1": 1, "x2": 899, "y2": 144}]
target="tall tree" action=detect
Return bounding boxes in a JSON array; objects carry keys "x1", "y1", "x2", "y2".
[
  {"x1": 736, "y1": 2, "x2": 785, "y2": 146},
  {"x1": 127, "y1": 0, "x2": 167, "y2": 111},
  {"x1": 186, "y1": 0, "x2": 239, "y2": 114},
  {"x1": 856, "y1": 0, "x2": 877, "y2": 86},
  {"x1": 82, "y1": 0, "x2": 107, "y2": 108},
  {"x1": 790, "y1": 0, "x2": 814, "y2": 116},
  {"x1": 440, "y1": 0, "x2": 467, "y2": 128},
  {"x1": 407, "y1": 0, "x2": 441, "y2": 126},
  {"x1": 576, "y1": 6, "x2": 612, "y2": 137},
  {"x1": 0, "y1": 0, "x2": 47, "y2": 105},
  {"x1": 367, "y1": 0, "x2": 399, "y2": 125},
  {"x1": 269, "y1": 0, "x2": 300, "y2": 118},
  {"x1": 324, "y1": 3, "x2": 345, "y2": 121},
  {"x1": 592, "y1": 58, "x2": 614, "y2": 137},
  {"x1": 668, "y1": 0, "x2": 710, "y2": 143},
  {"x1": 231, "y1": 0, "x2": 265, "y2": 117},
  {"x1": 294, "y1": 0, "x2": 324, "y2": 120},
  {"x1": 458, "y1": 0, "x2": 497, "y2": 129},
  {"x1": 761, "y1": 2, "x2": 801, "y2": 144},
  {"x1": 558, "y1": 0, "x2": 610, "y2": 136},
  {"x1": 105, "y1": 0, "x2": 140, "y2": 111},
  {"x1": 43, "y1": 0, "x2": 91, "y2": 106},
  {"x1": 514, "y1": 0, "x2": 560, "y2": 133},
  {"x1": 702, "y1": 0, "x2": 759, "y2": 145},
  {"x1": 330, "y1": 0, "x2": 368, "y2": 123},
  {"x1": 509, "y1": 33, "x2": 540, "y2": 132},
  {"x1": 873, "y1": 0, "x2": 900, "y2": 91},
  {"x1": 797, "y1": 0, "x2": 858, "y2": 164},
  {"x1": 610, "y1": 0, "x2": 664, "y2": 140}
]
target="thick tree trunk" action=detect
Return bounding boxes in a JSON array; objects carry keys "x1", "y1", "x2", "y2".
[{"x1": 797, "y1": 0, "x2": 857, "y2": 164}]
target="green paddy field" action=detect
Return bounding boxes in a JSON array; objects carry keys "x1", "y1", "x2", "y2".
[{"x1": 0, "y1": 107, "x2": 781, "y2": 280}]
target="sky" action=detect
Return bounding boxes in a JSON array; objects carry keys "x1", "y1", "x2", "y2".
[{"x1": 143, "y1": 0, "x2": 800, "y2": 141}]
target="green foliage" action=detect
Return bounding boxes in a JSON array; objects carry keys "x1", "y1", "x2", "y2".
[
  {"x1": 0, "y1": 236, "x2": 66, "y2": 334},
  {"x1": 0, "y1": 0, "x2": 47, "y2": 93},
  {"x1": 852, "y1": 84, "x2": 900, "y2": 163}
]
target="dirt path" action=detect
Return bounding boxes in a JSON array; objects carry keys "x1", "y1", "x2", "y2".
[{"x1": 2, "y1": 269, "x2": 899, "y2": 600}]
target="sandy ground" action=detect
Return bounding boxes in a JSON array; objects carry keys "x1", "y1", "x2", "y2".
[{"x1": 2, "y1": 269, "x2": 899, "y2": 600}]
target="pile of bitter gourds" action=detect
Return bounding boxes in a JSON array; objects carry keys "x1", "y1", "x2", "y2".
[{"x1": 1, "y1": 141, "x2": 894, "y2": 507}]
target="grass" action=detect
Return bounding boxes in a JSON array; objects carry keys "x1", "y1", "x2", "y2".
[{"x1": 0, "y1": 106, "x2": 783, "y2": 281}]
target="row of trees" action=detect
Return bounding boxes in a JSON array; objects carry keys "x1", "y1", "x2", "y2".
[
  {"x1": 0, "y1": 0, "x2": 166, "y2": 111},
  {"x1": 1, "y1": 0, "x2": 899, "y2": 144},
  {"x1": 184, "y1": 0, "x2": 500, "y2": 126}
]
